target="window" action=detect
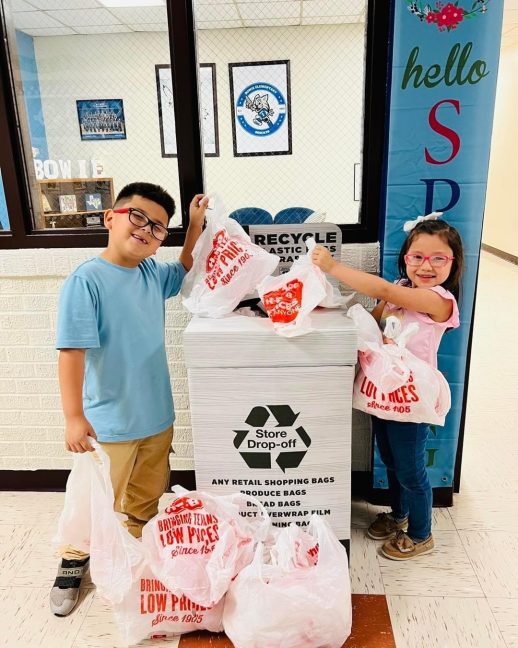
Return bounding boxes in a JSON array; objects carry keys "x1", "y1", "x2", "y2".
[
  {"x1": 195, "y1": 0, "x2": 367, "y2": 227},
  {"x1": 2, "y1": 0, "x2": 184, "y2": 240},
  {"x1": 0, "y1": 0, "x2": 390, "y2": 248}
]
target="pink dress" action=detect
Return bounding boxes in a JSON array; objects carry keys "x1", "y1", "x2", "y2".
[{"x1": 381, "y1": 284, "x2": 460, "y2": 368}]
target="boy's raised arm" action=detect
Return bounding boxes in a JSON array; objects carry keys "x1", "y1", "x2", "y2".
[
  {"x1": 179, "y1": 194, "x2": 209, "y2": 271},
  {"x1": 59, "y1": 349, "x2": 97, "y2": 453}
]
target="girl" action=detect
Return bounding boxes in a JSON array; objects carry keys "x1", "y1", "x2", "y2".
[{"x1": 312, "y1": 214, "x2": 464, "y2": 560}]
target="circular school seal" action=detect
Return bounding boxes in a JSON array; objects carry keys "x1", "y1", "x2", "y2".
[{"x1": 236, "y1": 82, "x2": 287, "y2": 137}]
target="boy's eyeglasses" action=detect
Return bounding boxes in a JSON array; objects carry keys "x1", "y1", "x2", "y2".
[
  {"x1": 404, "y1": 254, "x2": 454, "y2": 268},
  {"x1": 113, "y1": 208, "x2": 169, "y2": 242}
]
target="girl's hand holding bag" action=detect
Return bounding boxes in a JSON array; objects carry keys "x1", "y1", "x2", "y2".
[
  {"x1": 257, "y1": 237, "x2": 348, "y2": 338},
  {"x1": 348, "y1": 304, "x2": 451, "y2": 425}
]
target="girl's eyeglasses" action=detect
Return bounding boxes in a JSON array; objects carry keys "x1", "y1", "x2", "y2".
[
  {"x1": 404, "y1": 253, "x2": 454, "y2": 268},
  {"x1": 113, "y1": 208, "x2": 169, "y2": 242}
]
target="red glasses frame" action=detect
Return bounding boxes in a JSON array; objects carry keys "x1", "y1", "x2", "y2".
[{"x1": 404, "y1": 253, "x2": 455, "y2": 268}]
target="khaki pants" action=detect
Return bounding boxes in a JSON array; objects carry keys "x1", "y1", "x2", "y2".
[{"x1": 61, "y1": 425, "x2": 174, "y2": 560}]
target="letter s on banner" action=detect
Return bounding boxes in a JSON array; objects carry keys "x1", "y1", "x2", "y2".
[{"x1": 425, "y1": 99, "x2": 461, "y2": 165}]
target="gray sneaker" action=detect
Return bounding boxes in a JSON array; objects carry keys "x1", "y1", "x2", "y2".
[
  {"x1": 367, "y1": 512, "x2": 408, "y2": 540},
  {"x1": 49, "y1": 557, "x2": 90, "y2": 617}
]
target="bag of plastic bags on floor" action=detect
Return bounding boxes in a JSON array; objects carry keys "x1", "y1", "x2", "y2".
[
  {"x1": 113, "y1": 565, "x2": 225, "y2": 645},
  {"x1": 181, "y1": 195, "x2": 279, "y2": 317},
  {"x1": 348, "y1": 303, "x2": 451, "y2": 425},
  {"x1": 142, "y1": 488, "x2": 269, "y2": 608},
  {"x1": 54, "y1": 446, "x2": 265, "y2": 645},
  {"x1": 223, "y1": 515, "x2": 352, "y2": 648},
  {"x1": 257, "y1": 237, "x2": 346, "y2": 337}
]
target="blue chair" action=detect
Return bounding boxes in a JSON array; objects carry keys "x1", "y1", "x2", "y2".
[
  {"x1": 274, "y1": 207, "x2": 314, "y2": 224},
  {"x1": 229, "y1": 207, "x2": 273, "y2": 225}
]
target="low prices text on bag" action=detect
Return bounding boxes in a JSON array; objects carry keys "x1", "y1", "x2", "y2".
[
  {"x1": 113, "y1": 566, "x2": 225, "y2": 644},
  {"x1": 348, "y1": 304, "x2": 451, "y2": 425},
  {"x1": 204, "y1": 229, "x2": 254, "y2": 291},
  {"x1": 143, "y1": 490, "x2": 267, "y2": 608},
  {"x1": 181, "y1": 196, "x2": 279, "y2": 317}
]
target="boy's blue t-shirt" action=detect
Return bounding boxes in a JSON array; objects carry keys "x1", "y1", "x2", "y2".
[{"x1": 56, "y1": 256, "x2": 186, "y2": 442}]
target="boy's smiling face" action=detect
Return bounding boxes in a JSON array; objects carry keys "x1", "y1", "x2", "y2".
[{"x1": 104, "y1": 195, "x2": 169, "y2": 266}]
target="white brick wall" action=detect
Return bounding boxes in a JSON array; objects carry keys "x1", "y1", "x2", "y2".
[{"x1": 0, "y1": 243, "x2": 378, "y2": 472}]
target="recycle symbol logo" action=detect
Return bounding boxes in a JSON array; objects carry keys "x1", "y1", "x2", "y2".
[{"x1": 233, "y1": 405, "x2": 312, "y2": 472}]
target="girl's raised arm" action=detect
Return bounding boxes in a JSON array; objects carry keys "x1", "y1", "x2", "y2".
[{"x1": 312, "y1": 246, "x2": 453, "y2": 322}]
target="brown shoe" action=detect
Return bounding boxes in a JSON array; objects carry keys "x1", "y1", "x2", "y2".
[
  {"x1": 367, "y1": 512, "x2": 408, "y2": 540},
  {"x1": 381, "y1": 531, "x2": 435, "y2": 560}
]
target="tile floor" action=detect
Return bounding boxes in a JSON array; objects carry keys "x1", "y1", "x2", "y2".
[{"x1": 1, "y1": 251, "x2": 517, "y2": 647}]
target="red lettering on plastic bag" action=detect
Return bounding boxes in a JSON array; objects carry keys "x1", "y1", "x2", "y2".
[
  {"x1": 204, "y1": 229, "x2": 252, "y2": 291},
  {"x1": 139, "y1": 577, "x2": 209, "y2": 626},
  {"x1": 307, "y1": 542, "x2": 319, "y2": 565},
  {"x1": 359, "y1": 371, "x2": 420, "y2": 414},
  {"x1": 156, "y1": 495, "x2": 220, "y2": 557},
  {"x1": 165, "y1": 496, "x2": 203, "y2": 515},
  {"x1": 262, "y1": 279, "x2": 303, "y2": 323}
]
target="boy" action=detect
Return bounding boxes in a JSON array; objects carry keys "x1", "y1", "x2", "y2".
[{"x1": 50, "y1": 182, "x2": 208, "y2": 616}]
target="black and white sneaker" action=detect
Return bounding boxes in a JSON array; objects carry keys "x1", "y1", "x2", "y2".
[{"x1": 49, "y1": 557, "x2": 90, "y2": 617}]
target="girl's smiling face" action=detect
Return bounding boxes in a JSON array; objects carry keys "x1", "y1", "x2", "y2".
[{"x1": 405, "y1": 233, "x2": 454, "y2": 289}]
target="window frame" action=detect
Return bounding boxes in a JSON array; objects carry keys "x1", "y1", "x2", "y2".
[{"x1": 0, "y1": 0, "x2": 391, "y2": 250}]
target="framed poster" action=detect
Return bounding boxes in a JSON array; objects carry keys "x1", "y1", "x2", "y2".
[
  {"x1": 229, "y1": 60, "x2": 292, "y2": 157},
  {"x1": 85, "y1": 193, "x2": 102, "y2": 211},
  {"x1": 76, "y1": 99, "x2": 126, "y2": 141},
  {"x1": 58, "y1": 194, "x2": 77, "y2": 213},
  {"x1": 156, "y1": 63, "x2": 219, "y2": 157}
]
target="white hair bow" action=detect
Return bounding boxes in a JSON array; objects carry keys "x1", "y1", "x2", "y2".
[{"x1": 403, "y1": 211, "x2": 442, "y2": 233}]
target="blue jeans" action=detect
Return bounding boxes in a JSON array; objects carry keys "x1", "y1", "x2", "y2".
[{"x1": 372, "y1": 417, "x2": 432, "y2": 542}]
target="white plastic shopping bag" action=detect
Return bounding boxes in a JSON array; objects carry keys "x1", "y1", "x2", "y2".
[
  {"x1": 257, "y1": 237, "x2": 345, "y2": 337},
  {"x1": 53, "y1": 448, "x2": 94, "y2": 555},
  {"x1": 113, "y1": 565, "x2": 225, "y2": 645},
  {"x1": 54, "y1": 447, "x2": 235, "y2": 646},
  {"x1": 54, "y1": 442, "x2": 149, "y2": 605},
  {"x1": 142, "y1": 488, "x2": 269, "y2": 608},
  {"x1": 223, "y1": 515, "x2": 352, "y2": 648},
  {"x1": 348, "y1": 304, "x2": 451, "y2": 425},
  {"x1": 348, "y1": 303, "x2": 412, "y2": 394},
  {"x1": 181, "y1": 195, "x2": 279, "y2": 317}
]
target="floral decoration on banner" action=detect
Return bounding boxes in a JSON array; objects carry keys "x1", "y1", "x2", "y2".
[{"x1": 407, "y1": 0, "x2": 491, "y2": 31}]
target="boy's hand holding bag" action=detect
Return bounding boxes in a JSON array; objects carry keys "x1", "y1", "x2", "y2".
[
  {"x1": 54, "y1": 448, "x2": 261, "y2": 645},
  {"x1": 181, "y1": 195, "x2": 279, "y2": 317},
  {"x1": 53, "y1": 440, "x2": 146, "y2": 607}
]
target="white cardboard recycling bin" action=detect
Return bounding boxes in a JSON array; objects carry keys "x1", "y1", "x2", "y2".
[{"x1": 183, "y1": 309, "x2": 357, "y2": 548}]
